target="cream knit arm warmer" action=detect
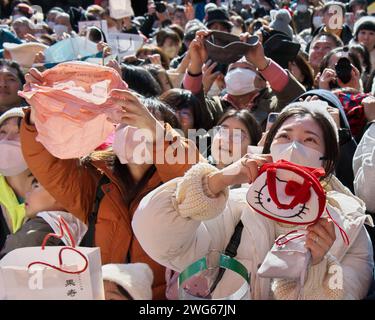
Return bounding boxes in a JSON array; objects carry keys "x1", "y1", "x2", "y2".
[
  {"x1": 272, "y1": 225, "x2": 374, "y2": 300},
  {"x1": 176, "y1": 163, "x2": 230, "y2": 221},
  {"x1": 272, "y1": 254, "x2": 344, "y2": 300}
]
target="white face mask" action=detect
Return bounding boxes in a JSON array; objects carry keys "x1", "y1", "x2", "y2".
[
  {"x1": 0, "y1": 140, "x2": 28, "y2": 176},
  {"x1": 224, "y1": 68, "x2": 257, "y2": 96},
  {"x1": 313, "y1": 16, "x2": 323, "y2": 29},
  {"x1": 47, "y1": 21, "x2": 55, "y2": 30},
  {"x1": 270, "y1": 141, "x2": 325, "y2": 168},
  {"x1": 54, "y1": 24, "x2": 68, "y2": 36},
  {"x1": 296, "y1": 4, "x2": 308, "y2": 13},
  {"x1": 112, "y1": 125, "x2": 154, "y2": 165}
]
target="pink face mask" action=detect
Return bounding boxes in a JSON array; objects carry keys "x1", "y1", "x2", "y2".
[
  {"x1": 0, "y1": 140, "x2": 28, "y2": 176},
  {"x1": 112, "y1": 125, "x2": 154, "y2": 165}
]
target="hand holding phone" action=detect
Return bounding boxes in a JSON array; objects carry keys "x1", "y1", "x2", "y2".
[
  {"x1": 266, "y1": 112, "x2": 279, "y2": 131},
  {"x1": 335, "y1": 57, "x2": 352, "y2": 84}
]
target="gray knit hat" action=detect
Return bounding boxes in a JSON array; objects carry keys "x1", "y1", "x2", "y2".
[
  {"x1": 353, "y1": 16, "x2": 375, "y2": 39},
  {"x1": 270, "y1": 9, "x2": 294, "y2": 40}
]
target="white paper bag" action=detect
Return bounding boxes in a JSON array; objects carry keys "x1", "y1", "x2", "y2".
[
  {"x1": 109, "y1": 0, "x2": 134, "y2": 19},
  {"x1": 78, "y1": 20, "x2": 109, "y2": 40},
  {"x1": 0, "y1": 246, "x2": 105, "y2": 300},
  {"x1": 107, "y1": 32, "x2": 144, "y2": 59}
]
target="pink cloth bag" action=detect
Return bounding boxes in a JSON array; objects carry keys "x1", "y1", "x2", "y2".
[{"x1": 19, "y1": 61, "x2": 128, "y2": 159}]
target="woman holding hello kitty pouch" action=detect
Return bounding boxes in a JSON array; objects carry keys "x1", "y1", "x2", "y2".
[{"x1": 133, "y1": 100, "x2": 374, "y2": 300}]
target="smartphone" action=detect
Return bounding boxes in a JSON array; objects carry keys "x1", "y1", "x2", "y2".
[
  {"x1": 335, "y1": 57, "x2": 352, "y2": 84},
  {"x1": 266, "y1": 112, "x2": 279, "y2": 131},
  {"x1": 252, "y1": 20, "x2": 263, "y2": 33}
]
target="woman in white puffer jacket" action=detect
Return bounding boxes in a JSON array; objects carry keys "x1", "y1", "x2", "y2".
[{"x1": 133, "y1": 101, "x2": 374, "y2": 300}]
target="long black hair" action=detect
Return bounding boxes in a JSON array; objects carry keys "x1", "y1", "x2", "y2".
[
  {"x1": 160, "y1": 88, "x2": 214, "y2": 131},
  {"x1": 121, "y1": 65, "x2": 162, "y2": 97},
  {"x1": 216, "y1": 109, "x2": 262, "y2": 146}
]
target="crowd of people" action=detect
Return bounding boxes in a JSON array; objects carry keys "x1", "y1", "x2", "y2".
[{"x1": 0, "y1": 0, "x2": 375, "y2": 300}]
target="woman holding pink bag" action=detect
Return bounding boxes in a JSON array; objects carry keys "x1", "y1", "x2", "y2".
[{"x1": 20, "y1": 67, "x2": 204, "y2": 300}]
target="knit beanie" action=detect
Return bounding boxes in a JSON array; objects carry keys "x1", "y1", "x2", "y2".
[
  {"x1": 0, "y1": 107, "x2": 25, "y2": 127},
  {"x1": 102, "y1": 263, "x2": 153, "y2": 300},
  {"x1": 353, "y1": 16, "x2": 375, "y2": 39},
  {"x1": 270, "y1": 9, "x2": 294, "y2": 40}
]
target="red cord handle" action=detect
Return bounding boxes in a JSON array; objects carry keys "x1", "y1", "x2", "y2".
[
  {"x1": 275, "y1": 229, "x2": 306, "y2": 246},
  {"x1": 274, "y1": 209, "x2": 350, "y2": 248},
  {"x1": 325, "y1": 208, "x2": 350, "y2": 246},
  {"x1": 41, "y1": 216, "x2": 76, "y2": 249},
  {"x1": 28, "y1": 216, "x2": 88, "y2": 274},
  {"x1": 28, "y1": 247, "x2": 88, "y2": 274}
]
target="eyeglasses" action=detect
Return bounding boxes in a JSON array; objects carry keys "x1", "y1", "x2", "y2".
[{"x1": 214, "y1": 125, "x2": 249, "y2": 142}]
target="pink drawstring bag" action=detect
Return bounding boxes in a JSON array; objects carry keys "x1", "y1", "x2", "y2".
[{"x1": 19, "y1": 61, "x2": 128, "y2": 159}]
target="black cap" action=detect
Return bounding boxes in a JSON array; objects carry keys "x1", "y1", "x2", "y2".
[
  {"x1": 263, "y1": 33, "x2": 300, "y2": 69},
  {"x1": 205, "y1": 8, "x2": 233, "y2": 31}
]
